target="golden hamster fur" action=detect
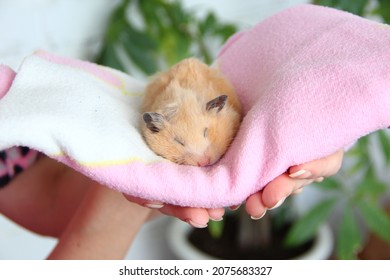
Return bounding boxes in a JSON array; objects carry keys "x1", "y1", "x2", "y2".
[{"x1": 140, "y1": 58, "x2": 242, "y2": 166}]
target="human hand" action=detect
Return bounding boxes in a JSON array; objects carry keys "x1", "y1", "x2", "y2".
[
  {"x1": 125, "y1": 150, "x2": 343, "y2": 224},
  {"x1": 0, "y1": 155, "x2": 158, "y2": 235},
  {"x1": 0, "y1": 155, "x2": 160, "y2": 259},
  {"x1": 244, "y1": 149, "x2": 344, "y2": 219},
  {"x1": 125, "y1": 195, "x2": 225, "y2": 228}
]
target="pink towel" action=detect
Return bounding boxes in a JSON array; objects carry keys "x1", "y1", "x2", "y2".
[
  {"x1": 0, "y1": 65, "x2": 15, "y2": 99},
  {"x1": 1, "y1": 4, "x2": 389, "y2": 207}
]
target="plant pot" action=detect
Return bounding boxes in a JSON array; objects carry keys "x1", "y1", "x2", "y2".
[{"x1": 167, "y1": 218, "x2": 334, "y2": 260}]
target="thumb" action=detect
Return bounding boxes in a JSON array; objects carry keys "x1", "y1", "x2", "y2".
[{"x1": 289, "y1": 149, "x2": 344, "y2": 179}]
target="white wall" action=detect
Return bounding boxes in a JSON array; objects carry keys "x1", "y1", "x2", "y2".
[{"x1": 0, "y1": 0, "x2": 119, "y2": 69}]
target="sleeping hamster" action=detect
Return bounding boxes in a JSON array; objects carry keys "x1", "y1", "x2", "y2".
[{"x1": 140, "y1": 58, "x2": 242, "y2": 166}]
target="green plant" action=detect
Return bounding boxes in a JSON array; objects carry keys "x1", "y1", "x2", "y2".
[
  {"x1": 285, "y1": 0, "x2": 390, "y2": 259},
  {"x1": 313, "y1": 0, "x2": 390, "y2": 23},
  {"x1": 97, "y1": 0, "x2": 390, "y2": 260},
  {"x1": 96, "y1": 0, "x2": 236, "y2": 75},
  {"x1": 286, "y1": 132, "x2": 390, "y2": 259}
]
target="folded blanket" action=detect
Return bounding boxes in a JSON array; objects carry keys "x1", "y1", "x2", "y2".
[{"x1": 1, "y1": 4, "x2": 390, "y2": 208}]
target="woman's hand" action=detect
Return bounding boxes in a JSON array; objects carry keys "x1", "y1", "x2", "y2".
[
  {"x1": 245, "y1": 149, "x2": 344, "y2": 219},
  {"x1": 125, "y1": 150, "x2": 343, "y2": 226},
  {"x1": 125, "y1": 195, "x2": 225, "y2": 228}
]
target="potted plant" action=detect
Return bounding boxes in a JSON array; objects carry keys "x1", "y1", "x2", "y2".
[
  {"x1": 96, "y1": 0, "x2": 236, "y2": 76},
  {"x1": 97, "y1": 0, "x2": 390, "y2": 260},
  {"x1": 166, "y1": 132, "x2": 390, "y2": 260},
  {"x1": 167, "y1": 201, "x2": 334, "y2": 260}
]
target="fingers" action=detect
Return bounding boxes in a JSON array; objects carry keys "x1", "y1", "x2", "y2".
[
  {"x1": 287, "y1": 149, "x2": 343, "y2": 195},
  {"x1": 289, "y1": 149, "x2": 344, "y2": 179},
  {"x1": 124, "y1": 150, "x2": 345, "y2": 224},
  {"x1": 244, "y1": 175, "x2": 315, "y2": 220},
  {"x1": 124, "y1": 194, "x2": 224, "y2": 228},
  {"x1": 159, "y1": 205, "x2": 210, "y2": 228},
  {"x1": 160, "y1": 206, "x2": 225, "y2": 227},
  {"x1": 207, "y1": 208, "x2": 225, "y2": 221},
  {"x1": 260, "y1": 173, "x2": 314, "y2": 208},
  {"x1": 248, "y1": 150, "x2": 344, "y2": 218},
  {"x1": 245, "y1": 192, "x2": 267, "y2": 219},
  {"x1": 124, "y1": 195, "x2": 164, "y2": 209}
]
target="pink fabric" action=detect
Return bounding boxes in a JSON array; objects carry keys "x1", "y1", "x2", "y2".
[
  {"x1": 0, "y1": 65, "x2": 16, "y2": 99},
  {"x1": 1, "y1": 4, "x2": 390, "y2": 207},
  {"x1": 216, "y1": 4, "x2": 390, "y2": 176}
]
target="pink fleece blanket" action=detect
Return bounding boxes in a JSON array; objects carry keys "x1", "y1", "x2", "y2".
[{"x1": 1, "y1": 4, "x2": 390, "y2": 207}]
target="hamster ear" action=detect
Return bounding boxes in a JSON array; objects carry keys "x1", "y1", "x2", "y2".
[
  {"x1": 162, "y1": 105, "x2": 178, "y2": 121},
  {"x1": 143, "y1": 112, "x2": 166, "y2": 133},
  {"x1": 206, "y1": 95, "x2": 228, "y2": 113}
]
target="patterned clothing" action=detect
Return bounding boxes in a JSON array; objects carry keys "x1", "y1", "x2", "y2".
[{"x1": 0, "y1": 147, "x2": 38, "y2": 188}]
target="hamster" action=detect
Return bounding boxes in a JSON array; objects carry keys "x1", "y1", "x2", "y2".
[{"x1": 140, "y1": 58, "x2": 242, "y2": 166}]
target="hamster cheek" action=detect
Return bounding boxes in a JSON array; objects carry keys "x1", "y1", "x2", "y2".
[
  {"x1": 205, "y1": 132, "x2": 226, "y2": 163},
  {"x1": 208, "y1": 149, "x2": 224, "y2": 165},
  {"x1": 182, "y1": 158, "x2": 197, "y2": 166},
  {"x1": 160, "y1": 143, "x2": 190, "y2": 165}
]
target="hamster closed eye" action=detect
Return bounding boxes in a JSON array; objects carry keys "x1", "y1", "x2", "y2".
[{"x1": 140, "y1": 57, "x2": 242, "y2": 166}]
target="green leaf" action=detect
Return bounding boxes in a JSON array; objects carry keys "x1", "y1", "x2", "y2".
[
  {"x1": 138, "y1": 1, "x2": 166, "y2": 34},
  {"x1": 176, "y1": 38, "x2": 192, "y2": 61},
  {"x1": 208, "y1": 219, "x2": 224, "y2": 239},
  {"x1": 215, "y1": 24, "x2": 238, "y2": 41},
  {"x1": 165, "y1": 0, "x2": 189, "y2": 26},
  {"x1": 199, "y1": 13, "x2": 217, "y2": 35},
  {"x1": 357, "y1": 200, "x2": 390, "y2": 242},
  {"x1": 160, "y1": 31, "x2": 191, "y2": 65},
  {"x1": 98, "y1": 0, "x2": 238, "y2": 75},
  {"x1": 377, "y1": 130, "x2": 390, "y2": 166},
  {"x1": 120, "y1": 32, "x2": 159, "y2": 74},
  {"x1": 285, "y1": 197, "x2": 337, "y2": 247},
  {"x1": 96, "y1": 44, "x2": 126, "y2": 71},
  {"x1": 124, "y1": 24, "x2": 158, "y2": 50},
  {"x1": 336, "y1": 207, "x2": 363, "y2": 259},
  {"x1": 357, "y1": 134, "x2": 370, "y2": 148},
  {"x1": 346, "y1": 146, "x2": 364, "y2": 157},
  {"x1": 103, "y1": 0, "x2": 128, "y2": 43},
  {"x1": 347, "y1": 160, "x2": 367, "y2": 176},
  {"x1": 354, "y1": 175, "x2": 387, "y2": 200},
  {"x1": 377, "y1": 0, "x2": 390, "y2": 24},
  {"x1": 340, "y1": 0, "x2": 369, "y2": 16},
  {"x1": 313, "y1": 0, "x2": 339, "y2": 7},
  {"x1": 315, "y1": 0, "x2": 369, "y2": 16},
  {"x1": 315, "y1": 176, "x2": 342, "y2": 192}
]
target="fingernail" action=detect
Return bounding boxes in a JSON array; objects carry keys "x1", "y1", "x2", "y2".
[
  {"x1": 144, "y1": 202, "x2": 164, "y2": 209},
  {"x1": 269, "y1": 197, "x2": 286, "y2": 210},
  {"x1": 251, "y1": 210, "x2": 267, "y2": 220},
  {"x1": 186, "y1": 219, "x2": 208, "y2": 228},
  {"x1": 289, "y1": 169, "x2": 312, "y2": 179},
  {"x1": 292, "y1": 188, "x2": 304, "y2": 195},
  {"x1": 210, "y1": 216, "x2": 223, "y2": 222},
  {"x1": 229, "y1": 205, "x2": 241, "y2": 211},
  {"x1": 315, "y1": 177, "x2": 325, "y2": 183}
]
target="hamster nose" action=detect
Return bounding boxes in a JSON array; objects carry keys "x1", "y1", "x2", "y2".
[{"x1": 197, "y1": 156, "x2": 210, "y2": 167}]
